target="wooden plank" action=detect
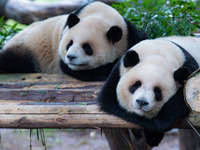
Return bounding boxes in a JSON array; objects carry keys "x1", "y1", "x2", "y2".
[
  {"x1": 0, "y1": 89, "x2": 98, "y2": 102},
  {"x1": 0, "y1": 103, "x2": 138, "y2": 129},
  {"x1": 0, "y1": 114, "x2": 137, "y2": 129},
  {"x1": 0, "y1": 104, "x2": 101, "y2": 114},
  {"x1": 0, "y1": 73, "x2": 77, "y2": 83},
  {"x1": 0, "y1": 74, "x2": 103, "y2": 103}
]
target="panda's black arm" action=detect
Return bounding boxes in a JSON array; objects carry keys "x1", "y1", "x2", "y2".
[
  {"x1": 97, "y1": 61, "x2": 121, "y2": 112},
  {"x1": 153, "y1": 87, "x2": 190, "y2": 132},
  {"x1": 144, "y1": 130, "x2": 164, "y2": 147}
]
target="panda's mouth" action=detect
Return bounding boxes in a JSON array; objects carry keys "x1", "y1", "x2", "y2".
[
  {"x1": 134, "y1": 105, "x2": 150, "y2": 112},
  {"x1": 68, "y1": 63, "x2": 88, "y2": 67},
  {"x1": 138, "y1": 108, "x2": 158, "y2": 118},
  {"x1": 134, "y1": 106, "x2": 153, "y2": 114},
  {"x1": 139, "y1": 108, "x2": 151, "y2": 112}
]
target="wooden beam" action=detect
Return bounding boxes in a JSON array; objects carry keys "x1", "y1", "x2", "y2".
[{"x1": 0, "y1": 104, "x2": 138, "y2": 129}]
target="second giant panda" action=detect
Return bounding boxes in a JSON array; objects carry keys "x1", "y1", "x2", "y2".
[
  {"x1": 98, "y1": 36, "x2": 200, "y2": 146},
  {"x1": 0, "y1": 2, "x2": 148, "y2": 81}
]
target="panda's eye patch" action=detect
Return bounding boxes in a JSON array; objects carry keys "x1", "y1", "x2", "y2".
[
  {"x1": 82, "y1": 43, "x2": 93, "y2": 56},
  {"x1": 154, "y1": 87, "x2": 162, "y2": 101},
  {"x1": 66, "y1": 40, "x2": 73, "y2": 50},
  {"x1": 129, "y1": 81, "x2": 142, "y2": 94}
]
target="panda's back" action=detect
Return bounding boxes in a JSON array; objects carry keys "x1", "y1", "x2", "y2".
[
  {"x1": 1, "y1": 15, "x2": 68, "y2": 73},
  {"x1": 4, "y1": 15, "x2": 67, "y2": 52},
  {"x1": 162, "y1": 36, "x2": 200, "y2": 66},
  {"x1": 78, "y1": 2, "x2": 126, "y2": 32}
]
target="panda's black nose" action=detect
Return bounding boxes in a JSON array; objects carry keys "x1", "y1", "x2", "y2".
[
  {"x1": 136, "y1": 99, "x2": 149, "y2": 107},
  {"x1": 67, "y1": 55, "x2": 77, "y2": 61}
]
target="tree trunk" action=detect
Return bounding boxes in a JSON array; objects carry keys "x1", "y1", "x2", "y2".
[
  {"x1": 1, "y1": 0, "x2": 121, "y2": 24},
  {"x1": 0, "y1": 0, "x2": 8, "y2": 17},
  {"x1": 104, "y1": 128, "x2": 151, "y2": 150}
]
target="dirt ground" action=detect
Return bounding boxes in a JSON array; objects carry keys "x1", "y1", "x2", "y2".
[{"x1": 0, "y1": 129, "x2": 179, "y2": 150}]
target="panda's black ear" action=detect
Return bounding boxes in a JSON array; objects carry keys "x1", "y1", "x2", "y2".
[
  {"x1": 174, "y1": 66, "x2": 191, "y2": 85},
  {"x1": 106, "y1": 26, "x2": 123, "y2": 43},
  {"x1": 123, "y1": 50, "x2": 139, "y2": 68},
  {"x1": 66, "y1": 13, "x2": 80, "y2": 28}
]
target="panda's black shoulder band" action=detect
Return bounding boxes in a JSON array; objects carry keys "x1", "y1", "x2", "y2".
[
  {"x1": 169, "y1": 41, "x2": 199, "y2": 85},
  {"x1": 170, "y1": 41, "x2": 199, "y2": 71}
]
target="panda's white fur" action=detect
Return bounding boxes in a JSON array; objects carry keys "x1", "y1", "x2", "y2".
[
  {"x1": 2, "y1": 15, "x2": 66, "y2": 73},
  {"x1": 2, "y1": 2, "x2": 126, "y2": 73},
  {"x1": 0, "y1": 2, "x2": 147, "y2": 81},
  {"x1": 59, "y1": 2, "x2": 128, "y2": 71},
  {"x1": 117, "y1": 36, "x2": 200, "y2": 118}
]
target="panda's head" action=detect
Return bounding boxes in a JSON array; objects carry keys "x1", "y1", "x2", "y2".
[
  {"x1": 116, "y1": 50, "x2": 178, "y2": 118},
  {"x1": 58, "y1": 13, "x2": 124, "y2": 71}
]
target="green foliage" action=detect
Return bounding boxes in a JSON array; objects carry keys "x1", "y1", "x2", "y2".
[
  {"x1": 112, "y1": 0, "x2": 200, "y2": 38},
  {"x1": 0, "y1": 17, "x2": 22, "y2": 49}
]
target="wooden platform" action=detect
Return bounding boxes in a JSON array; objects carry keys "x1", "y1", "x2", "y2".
[
  {"x1": 0, "y1": 73, "x2": 135, "y2": 129},
  {"x1": 0, "y1": 73, "x2": 199, "y2": 129}
]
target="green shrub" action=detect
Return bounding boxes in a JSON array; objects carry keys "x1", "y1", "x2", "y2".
[
  {"x1": 0, "y1": 17, "x2": 22, "y2": 49},
  {"x1": 112, "y1": 0, "x2": 200, "y2": 38}
]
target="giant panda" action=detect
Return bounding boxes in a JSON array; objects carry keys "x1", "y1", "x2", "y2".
[
  {"x1": 0, "y1": 2, "x2": 148, "y2": 81},
  {"x1": 98, "y1": 36, "x2": 200, "y2": 146}
]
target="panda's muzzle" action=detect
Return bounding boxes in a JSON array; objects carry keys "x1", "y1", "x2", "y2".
[
  {"x1": 67, "y1": 54, "x2": 77, "y2": 61},
  {"x1": 66, "y1": 54, "x2": 88, "y2": 68},
  {"x1": 136, "y1": 99, "x2": 149, "y2": 107}
]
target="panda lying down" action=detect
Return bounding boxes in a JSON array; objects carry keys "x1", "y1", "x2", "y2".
[
  {"x1": 0, "y1": 2, "x2": 147, "y2": 81},
  {"x1": 98, "y1": 36, "x2": 200, "y2": 146}
]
